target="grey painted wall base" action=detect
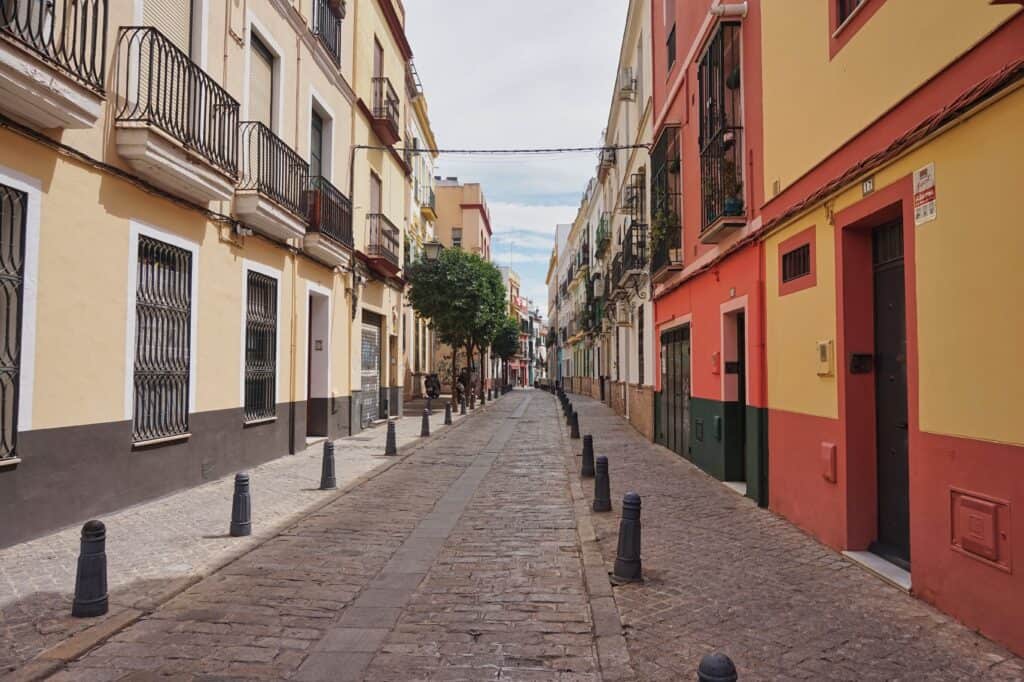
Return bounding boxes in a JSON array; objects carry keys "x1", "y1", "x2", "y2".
[{"x1": 0, "y1": 397, "x2": 352, "y2": 549}]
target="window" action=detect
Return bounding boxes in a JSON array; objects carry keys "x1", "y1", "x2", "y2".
[
  {"x1": 310, "y1": 110, "x2": 324, "y2": 178},
  {"x1": 452, "y1": 227, "x2": 462, "y2": 248},
  {"x1": 0, "y1": 184, "x2": 26, "y2": 461},
  {"x1": 133, "y1": 236, "x2": 192, "y2": 443},
  {"x1": 778, "y1": 226, "x2": 817, "y2": 296},
  {"x1": 837, "y1": 0, "x2": 865, "y2": 25},
  {"x1": 698, "y1": 23, "x2": 744, "y2": 230},
  {"x1": 244, "y1": 271, "x2": 277, "y2": 423},
  {"x1": 666, "y1": 25, "x2": 676, "y2": 71},
  {"x1": 782, "y1": 244, "x2": 811, "y2": 283},
  {"x1": 250, "y1": 34, "x2": 275, "y2": 128}
]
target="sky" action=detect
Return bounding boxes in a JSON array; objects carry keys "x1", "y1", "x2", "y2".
[{"x1": 405, "y1": 1, "x2": 629, "y2": 317}]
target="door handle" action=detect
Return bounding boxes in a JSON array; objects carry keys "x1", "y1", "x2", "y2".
[{"x1": 896, "y1": 421, "x2": 908, "y2": 430}]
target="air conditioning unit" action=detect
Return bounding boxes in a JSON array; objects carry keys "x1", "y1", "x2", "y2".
[{"x1": 618, "y1": 67, "x2": 637, "y2": 101}]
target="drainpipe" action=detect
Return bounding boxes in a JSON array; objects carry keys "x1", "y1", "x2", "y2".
[
  {"x1": 289, "y1": 249, "x2": 298, "y2": 454},
  {"x1": 710, "y1": 1, "x2": 748, "y2": 18}
]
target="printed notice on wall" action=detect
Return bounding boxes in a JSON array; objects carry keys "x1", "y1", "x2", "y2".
[{"x1": 914, "y1": 163, "x2": 937, "y2": 226}]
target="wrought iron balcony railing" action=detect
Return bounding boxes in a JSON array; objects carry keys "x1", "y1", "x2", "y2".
[
  {"x1": 306, "y1": 175, "x2": 353, "y2": 247},
  {"x1": 700, "y1": 126, "x2": 744, "y2": 231},
  {"x1": 239, "y1": 121, "x2": 309, "y2": 218},
  {"x1": 622, "y1": 222, "x2": 648, "y2": 274},
  {"x1": 366, "y1": 213, "x2": 400, "y2": 267},
  {"x1": 311, "y1": 0, "x2": 342, "y2": 66},
  {"x1": 595, "y1": 213, "x2": 611, "y2": 258},
  {"x1": 651, "y1": 224, "x2": 682, "y2": 275},
  {"x1": 372, "y1": 76, "x2": 399, "y2": 136},
  {"x1": 117, "y1": 27, "x2": 239, "y2": 177},
  {"x1": 1, "y1": 0, "x2": 107, "y2": 91},
  {"x1": 610, "y1": 252, "x2": 623, "y2": 295}
]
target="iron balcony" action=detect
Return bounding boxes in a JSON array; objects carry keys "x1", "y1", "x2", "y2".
[
  {"x1": 366, "y1": 213, "x2": 401, "y2": 274},
  {"x1": 0, "y1": 0, "x2": 106, "y2": 91},
  {"x1": 236, "y1": 121, "x2": 309, "y2": 241},
  {"x1": 371, "y1": 76, "x2": 400, "y2": 145},
  {"x1": 311, "y1": 0, "x2": 343, "y2": 66}
]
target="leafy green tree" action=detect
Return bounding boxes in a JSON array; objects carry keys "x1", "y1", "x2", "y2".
[
  {"x1": 406, "y1": 248, "x2": 506, "y2": 393},
  {"x1": 491, "y1": 316, "x2": 520, "y2": 362}
]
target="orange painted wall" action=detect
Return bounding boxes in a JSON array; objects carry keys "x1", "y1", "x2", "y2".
[{"x1": 653, "y1": 245, "x2": 765, "y2": 408}]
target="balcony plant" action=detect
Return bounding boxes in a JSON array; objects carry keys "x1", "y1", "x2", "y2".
[{"x1": 722, "y1": 157, "x2": 744, "y2": 216}]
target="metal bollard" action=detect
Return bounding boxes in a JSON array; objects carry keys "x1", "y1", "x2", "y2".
[
  {"x1": 581, "y1": 435, "x2": 595, "y2": 478},
  {"x1": 421, "y1": 408, "x2": 430, "y2": 437},
  {"x1": 612, "y1": 493, "x2": 643, "y2": 583},
  {"x1": 570, "y1": 411, "x2": 580, "y2": 439},
  {"x1": 71, "y1": 520, "x2": 108, "y2": 617},
  {"x1": 698, "y1": 653, "x2": 738, "y2": 682},
  {"x1": 319, "y1": 441, "x2": 337, "y2": 490},
  {"x1": 445, "y1": 401, "x2": 453, "y2": 425},
  {"x1": 385, "y1": 420, "x2": 398, "y2": 456},
  {"x1": 460, "y1": 398, "x2": 467, "y2": 415},
  {"x1": 481, "y1": 390, "x2": 487, "y2": 406},
  {"x1": 470, "y1": 393, "x2": 476, "y2": 410},
  {"x1": 593, "y1": 456, "x2": 612, "y2": 512},
  {"x1": 566, "y1": 407, "x2": 574, "y2": 426},
  {"x1": 230, "y1": 473, "x2": 252, "y2": 537}
]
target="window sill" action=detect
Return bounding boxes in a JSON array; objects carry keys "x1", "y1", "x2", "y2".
[
  {"x1": 133, "y1": 433, "x2": 192, "y2": 449},
  {"x1": 244, "y1": 417, "x2": 278, "y2": 427},
  {"x1": 0, "y1": 457, "x2": 21, "y2": 469}
]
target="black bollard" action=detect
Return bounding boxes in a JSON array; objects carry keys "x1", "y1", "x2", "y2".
[
  {"x1": 420, "y1": 408, "x2": 430, "y2": 437},
  {"x1": 445, "y1": 401, "x2": 453, "y2": 425},
  {"x1": 581, "y1": 435, "x2": 595, "y2": 478},
  {"x1": 230, "y1": 473, "x2": 252, "y2": 537},
  {"x1": 593, "y1": 456, "x2": 612, "y2": 512},
  {"x1": 698, "y1": 653, "x2": 738, "y2": 682},
  {"x1": 385, "y1": 420, "x2": 398, "y2": 456},
  {"x1": 319, "y1": 441, "x2": 337, "y2": 490},
  {"x1": 570, "y1": 411, "x2": 580, "y2": 439},
  {"x1": 460, "y1": 398, "x2": 467, "y2": 415},
  {"x1": 470, "y1": 393, "x2": 476, "y2": 410},
  {"x1": 481, "y1": 390, "x2": 486, "y2": 406},
  {"x1": 71, "y1": 520, "x2": 108, "y2": 618},
  {"x1": 566, "y1": 407, "x2": 574, "y2": 427},
  {"x1": 612, "y1": 493, "x2": 643, "y2": 583}
]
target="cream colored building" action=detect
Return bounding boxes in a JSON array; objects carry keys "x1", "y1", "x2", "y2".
[
  {"x1": 0, "y1": 0, "x2": 421, "y2": 547},
  {"x1": 435, "y1": 178, "x2": 492, "y2": 260}
]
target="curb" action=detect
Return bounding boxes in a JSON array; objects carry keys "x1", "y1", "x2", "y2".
[
  {"x1": 553, "y1": 392, "x2": 636, "y2": 681},
  {"x1": 10, "y1": 406, "x2": 489, "y2": 681}
]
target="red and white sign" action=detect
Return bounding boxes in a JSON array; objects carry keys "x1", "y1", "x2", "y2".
[{"x1": 914, "y1": 163, "x2": 937, "y2": 226}]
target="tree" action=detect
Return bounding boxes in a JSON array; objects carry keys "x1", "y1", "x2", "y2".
[
  {"x1": 406, "y1": 248, "x2": 506, "y2": 394},
  {"x1": 491, "y1": 316, "x2": 520, "y2": 362}
]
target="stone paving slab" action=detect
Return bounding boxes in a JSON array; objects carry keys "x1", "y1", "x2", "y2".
[
  {"x1": 563, "y1": 392, "x2": 1024, "y2": 681},
  {"x1": 0, "y1": 399, "x2": 476, "y2": 676}
]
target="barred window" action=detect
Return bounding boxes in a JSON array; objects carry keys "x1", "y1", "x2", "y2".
[
  {"x1": 781, "y1": 244, "x2": 811, "y2": 283},
  {"x1": 245, "y1": 271, "x2": 277, "y2": 422},
  {"x1": 0, "y1": 185, "x2": 26, "y2": 460},
  {"x1": 133, "y1": 236, "x2": 192, "y2": 443}
]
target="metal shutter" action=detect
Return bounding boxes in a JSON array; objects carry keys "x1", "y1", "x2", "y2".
[{"x1": 143, "y1": 0, "x2": 192, "y2": 54}]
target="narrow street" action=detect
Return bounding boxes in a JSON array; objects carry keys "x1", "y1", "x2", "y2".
[{"x1": 15, "y1": 390, "x2": 1016, "y2": 680}]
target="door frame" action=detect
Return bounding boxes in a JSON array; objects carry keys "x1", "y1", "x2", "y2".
[
  {"x1": 834, "y1": 176, "x2": 921, "y2": 553},
  {"x1": 721, "y1": 297, "x2": 749, "y2": 484},
  {"x1": 304, "y1": 283, "x2": 331, "y2": 437}
]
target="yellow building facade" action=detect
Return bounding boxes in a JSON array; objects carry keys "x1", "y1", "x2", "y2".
[
  {"x1": 0, "y1": 0, "x2": 420, "y2": 547},
  {"x1": 759, "y1": 0, "x2": 1023, "y2": 655}
]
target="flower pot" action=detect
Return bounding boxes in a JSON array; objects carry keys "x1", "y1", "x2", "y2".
[{"x1": 724, "y1": 197, "x2": 744, "y2": 216}]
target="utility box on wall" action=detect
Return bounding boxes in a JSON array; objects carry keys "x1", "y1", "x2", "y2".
[
  {"x1": 951, "y1": 488, "x2": 1011, "y2": 572},
  {"x1": 816, "y1": 339, "x2": 834, "y2": 376}
]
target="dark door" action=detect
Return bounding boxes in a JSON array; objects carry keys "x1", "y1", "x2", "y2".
[
  {"x1": 871, "y1": 220, "x2": 910, "y2": 568},
  {"x1": 310, "y1": 110, "x2": 324, "y2": 178},
  {"x1": 661, "y1": 326, "x2": 691, "y2": 459},
  {"x1": 735, "y1": 311, "x2": 747, "y2": 482}
]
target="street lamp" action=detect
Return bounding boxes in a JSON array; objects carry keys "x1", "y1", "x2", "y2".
[{"x1": 423, "y1": 239, "x2": 443, "y2": 262}]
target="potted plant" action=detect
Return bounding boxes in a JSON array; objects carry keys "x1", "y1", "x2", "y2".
[
  {"x1": 722, "y1": 158, "x2": 744, "y2": 216},
  {"x1": 726, "y1": 65, "x2": 741, "y2": 90}
]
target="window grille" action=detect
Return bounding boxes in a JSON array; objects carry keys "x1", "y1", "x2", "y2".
[
  {"x1": 837, "y1": 0, "x2": 865, "y2": 25},
  {"x1": 245, "y1": 271, "x2": 277, "y2": 422},
  {"x1": 781, "y1": 244, "x2": 811, "y2": 282},
  {"x1": 133, "y1": 236, "x2": 191, "y2": 442},
  {"x1": 0, "y1": 185, "x2": 26, "y2": 460}
]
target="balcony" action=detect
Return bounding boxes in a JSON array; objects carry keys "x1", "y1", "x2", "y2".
[
  {"x1": 115, "y1": 27, "x2": 239, "y2": 203},
  {"x1": 304, "y1": 175, "x2": 353, "y2": 266},
  {"x1": 420, "y1": 187, "x2": 436, "y2": 221},
  {"x1": 594, "y1": 213, "x2": 611, "y2": 258},
  {"x1": 618, "y1": 222, "x2": 648, "y2": 289},
  {"x1": 311, "y1": 0, "x2": 343, "y2": 66},
  {"x1": 371, "y1": 76, "x2": 400, "y2": 145},
  {"x1": 609, "y1": 253, "x2": 623, "y2": 299},
  {"x1": 651, "y1": 124, "x2": 683, "y2": 281},
  {"x1": 651, "y1": 225, "x2": 683, "y2": 283},
  {"x1": 700, "y1": 126, "x2": 746, "y2": 243},
  {"x1": 365, "y1": 213, "x2": 400, "y2": 276},
  {"x1": 0, "y1": 0, "x2": 106, "y2": 128},
  {"x1": 597, "y1": 147, "x2": 615, "y2": 181},
  {"x1": 235, "y1": 121, "x2": 309, "y2": 240}
]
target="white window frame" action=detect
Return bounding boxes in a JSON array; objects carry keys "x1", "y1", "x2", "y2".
[
  {"x1": 308, "y1": 86, "x2": 336, "y2": 181},
  {"x1": 124, "y1": 220, "x2": 200, "y2": 422},
  {"x1": 243, "y1": 12, "x2": 286, "y2": 134},
  {"x1": 240, "y1": 260, "x2": 283, "y2": 412}
]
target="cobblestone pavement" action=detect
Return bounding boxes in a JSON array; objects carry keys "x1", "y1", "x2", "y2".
[
  {"x1": 565, "y1": 393, "x2": 1024, "y2": 681},
  {"x1": 51, "y1": 390, "x2": 603, "y2": 680},
  {"x1": 0, "y1": 400, "x2": 471, "y2": 675}
]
